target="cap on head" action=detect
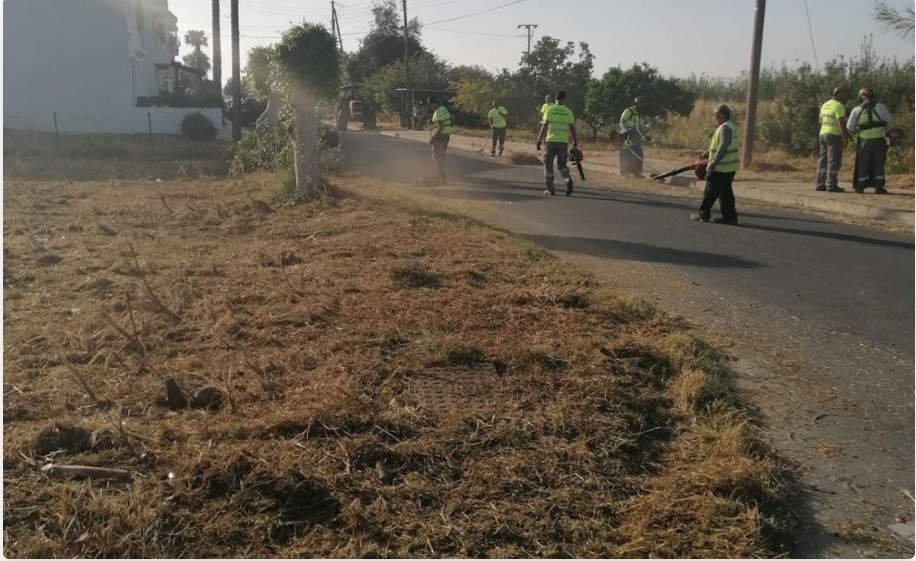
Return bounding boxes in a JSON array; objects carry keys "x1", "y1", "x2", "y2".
[
  {"x1": 714, "y1": 103, "x2": 731, "y2": 118},
  {"x1": 832, "y1": 86, "x2": 847, "y2": 98}
]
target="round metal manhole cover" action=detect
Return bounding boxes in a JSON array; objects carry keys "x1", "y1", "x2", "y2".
[{"x1": 405, "y1": 367, "x2": 502, "y2": 415}]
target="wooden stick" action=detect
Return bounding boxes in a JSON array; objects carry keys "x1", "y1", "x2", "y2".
[{"x1": 41, "y1": 464, "x2": 132, "y2": 482}]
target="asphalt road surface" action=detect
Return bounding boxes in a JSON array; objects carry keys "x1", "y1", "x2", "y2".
[{"x1": 340, "y1": 130, "x2": 915, "y2": 555}]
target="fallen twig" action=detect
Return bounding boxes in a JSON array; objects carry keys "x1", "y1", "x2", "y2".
[
  {"x1": 41, "y1": 463, "x2": 132, "y2": 482},
  {"x1": 126, "y1": 242, "x2": 182, "y2": 322}
]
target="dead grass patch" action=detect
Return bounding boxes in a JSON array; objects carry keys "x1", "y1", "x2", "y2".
[
  {"x1": 2, "y1": 171, "x2": 796, "y2": 558},
  {"x1": 505, "y1": 150, "x2": 542, "y2": 166}
]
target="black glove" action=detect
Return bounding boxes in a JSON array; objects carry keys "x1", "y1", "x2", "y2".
[{"x1": 536, "y1": 141, "x2": 542, "y2": 151}]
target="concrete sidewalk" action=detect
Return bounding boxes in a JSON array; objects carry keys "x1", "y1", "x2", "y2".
[{"x1": 379, "y1": 129, "x2": 915, "y2": 227}]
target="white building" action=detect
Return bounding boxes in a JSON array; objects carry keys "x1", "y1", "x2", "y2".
[{"x1": 3, "y1": 0, "x2": 223, "y2": 135}]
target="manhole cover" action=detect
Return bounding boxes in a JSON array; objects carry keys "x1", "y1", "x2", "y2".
[{"x1": 406, "y1": 367, "x2": 502, "y2": 415}]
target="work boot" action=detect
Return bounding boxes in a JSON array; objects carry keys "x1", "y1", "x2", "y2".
[
  {"x1": 853, "y1": 188, "x2": 864, "y2": 194},
  {"x1": 544, "y1": 185, "x2": 555, "y2": 196},
  {"x1": 490, "y1": 150, "x2": 496, "y2": 157},
  {"x1": 875, "y1": 187, "x2": 888, "y2": 194},
  {"x1": 565, "y1": 178, "x2": 574, "y2": 196},
  {"x1": 690, "y1": 212, "x2": 709, "y2": 222},
  {"x1": 815, "y1": 185, "x2": 827, "y2": 192},
  {"x1": 713, "y1": 217, "x2": 738, "y2": 225},
  {"x1": 826, "y1": 186, "x2": 845, "y2": 193}
]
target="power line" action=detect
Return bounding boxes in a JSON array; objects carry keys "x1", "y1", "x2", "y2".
[
  {"x1": 423, "y1": 0, "x2": 528, "y2": 26},
  {"x1": 426, "y1": 26, "x2": 525, "y2": 38}
]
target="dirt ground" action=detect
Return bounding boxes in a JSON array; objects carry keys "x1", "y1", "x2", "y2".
[{"x1": 3, "y1": 163, "x2": 797, "y2": 557}]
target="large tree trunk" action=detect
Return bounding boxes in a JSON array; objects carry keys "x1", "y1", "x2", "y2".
[{"x1": 290, "y1": 91, "x2": 321, "y2": 200}]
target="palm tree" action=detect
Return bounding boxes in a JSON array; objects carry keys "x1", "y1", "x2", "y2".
[
  {"x1": 184, "y1": 30, "x2": 209, "y2": 53},
  {"x1": 872, "y1": 1, "x2": 915, "y2": 39},
  {"x1": 182, "y1": 30, "x2": 211, "y2": 76}
]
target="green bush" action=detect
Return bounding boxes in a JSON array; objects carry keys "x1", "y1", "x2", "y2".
[
  {"x1": 180, "y1": 112, "x2": 218, "y2": 141},
  {"x1": 227, "y1": 122, "x2": 292, "y2": 174}
]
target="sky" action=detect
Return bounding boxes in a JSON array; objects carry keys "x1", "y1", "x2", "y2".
[{"x1": 173, "y1": 0, "x2": 915, "y2": 86}]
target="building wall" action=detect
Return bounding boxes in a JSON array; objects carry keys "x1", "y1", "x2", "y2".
[{"x1": 3, "y1": 0, "x2": 217, "y2": 135}]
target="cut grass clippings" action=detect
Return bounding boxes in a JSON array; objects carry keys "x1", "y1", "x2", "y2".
[{"x1": 3, "y1": 171, "x2": 797, "y2": 558}]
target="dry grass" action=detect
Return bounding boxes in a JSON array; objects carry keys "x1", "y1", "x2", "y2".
[
  {"x1": 3, "y1": 169, "x2": 797, "y2": 558},
  {"x1": 505, "y1": 150, "x2": 543, "y2": 166}
]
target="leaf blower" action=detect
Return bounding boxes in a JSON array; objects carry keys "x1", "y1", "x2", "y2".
[
  {"x1": 569, "y1": 145, "x2": 586, "y2": 181},
  {"x1": 650, "y1": 154, "x2": 709, "y2": 183}
]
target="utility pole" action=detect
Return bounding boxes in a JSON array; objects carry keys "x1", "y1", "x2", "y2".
[
  {"x1": 403, "y1": 0, "x2": 411, "y2": 129},
  {"x1": 741, "y1": 0, "x2": 766, "y2": 169},
  {"x1": 331, "y1": 1, "x2": 344, "y2": 51},
  {"x1": 231, "y1": 0, "x2": 241, "y2": 141},
  {"x1": 211, "y1": 0, "x2": 221, "y2": 98},
  {"x1": 517, "y1": 23, "x2": 537, "y2": 56}
]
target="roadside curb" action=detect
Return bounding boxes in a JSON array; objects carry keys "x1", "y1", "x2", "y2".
[{"x1": 726, "y1": 183, "x2": 915, "y2": 226}]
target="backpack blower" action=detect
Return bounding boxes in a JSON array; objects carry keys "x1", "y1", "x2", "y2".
[{"x1": 650, "y1": 154, "x2": 709, "y2": 183}]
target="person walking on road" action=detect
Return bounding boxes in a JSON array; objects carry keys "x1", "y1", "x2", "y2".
[
  {"x1": 847, "y1": 88, "x2": 893, "y2": 194},
  {"x1": 815, "y1": 87, "x2": 850, "y2": 192},
  {"x1": 619, "y1": 96, "x2": 649, "y2": 177},
  {"x1": 488, "y1": 99, "x2": 509, "y2": 157},
  {"x1": 539, "y1": 94, "x2": 554, "y2": 126},
  {"x1": 536, "y1": 91, "x2": 579, "y2": 197},
  {"x1": 691, "y1": 104, "x2": 739, "y2": 224},
  {"x1": 427, "y1": 96, "x2": 451, "y2": 182}
]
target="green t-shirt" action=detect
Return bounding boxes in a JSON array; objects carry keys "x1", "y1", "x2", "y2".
[
  {"x1": 488, "y1": 106, "x2": 508, "y2": 128},
  {"x1": 819, "y1": 99, "x2": 846, "y2": 136},
  {"x1": 540, "y1": 102, "x2": 554, "y2": 120},
  {"x1": 544, "y1": 103, "x2": 574, "y2": 143},
  {"x1": 432, "y1": 105, "x2": 451, "y2": 135}
]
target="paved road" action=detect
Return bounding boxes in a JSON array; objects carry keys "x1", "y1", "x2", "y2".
[{"x1": 340, "y1": 131, "x2": 915, "y2": 555}]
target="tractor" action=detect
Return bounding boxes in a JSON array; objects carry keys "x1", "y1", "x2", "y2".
[{"x1": 336, "y1": 84, "x2": 376, "y2": 131}]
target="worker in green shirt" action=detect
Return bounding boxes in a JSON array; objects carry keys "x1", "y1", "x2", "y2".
[
  {"x1": 487, "y1": 100, "x2": 509, "y2": 157},
  {"x1": 815, "y1": 86, "x2": 850, "y2": 192},
  {"x1": 539, "y1": 94, "x2": 554, "y2": 127},
  {"x1": 427, "y1": 96, "x2": 451, "y2": 182},
  {"x1": 535, "y1": 91, "x2": 579, "y2": 196}
]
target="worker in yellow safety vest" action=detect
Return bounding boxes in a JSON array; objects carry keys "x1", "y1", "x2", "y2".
[
  {"x1": 536, "y1": 91, "x2": 579, "y2": 197},
  {"x1": 846, "y1": 87, "x2": 893, "y2": 194},
  {"x1": 618, "y1": 96, "x2": 650, "y2": 176},
  {"x1": 539, "y1": 94, "x2": 554, "y2": 126},
  {"x1": 691, "y1": 104, "x2": 739, "y2": 224},
  {"x1": 428, "y1": 96, "x2": 452, "y2": 182},
  {"x1": 488, "y1": 100, "x2": 509, "y2": 156},
  {"x1": 815, "y1": 86, "x2": 850, "y2": 192}
]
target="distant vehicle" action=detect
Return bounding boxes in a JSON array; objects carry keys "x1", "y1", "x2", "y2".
[{"x1": 336, "y1": 84, "x2": 376, "y2": 131}]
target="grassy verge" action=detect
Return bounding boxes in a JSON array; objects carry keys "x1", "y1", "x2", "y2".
[{"x1": 3, "y1": 171, "x2": 796, "y2": 558}]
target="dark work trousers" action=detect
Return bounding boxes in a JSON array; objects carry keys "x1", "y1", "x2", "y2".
[
  {"x1": 619, "y1": 141, "x2": 643, "y2": 175},
  {"x1": 855, "y1": 137, "x2": 888, "y2": 189},
  {"x1": 815, "y1": 134, "x2": 844, "y2": 189},
  {"x1": 431, "y1": 134, "x2": 450, "y2": 180},
  {"x1": 697, "y1": 171, "x2": 738, "y2": 222},
  {"x1": 491, "y1": 127, "x2": 506, "y2": 155},
  {"x1": 543, "y1": 141, "x2": 571, "y2": 191}
]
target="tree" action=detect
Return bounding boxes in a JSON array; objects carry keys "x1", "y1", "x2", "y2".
[
  {"x1": 275, "y1": 23, "x2": 340, "y2": 200},
  {"x1": 183, "y1": 50, "x2": 212, "y2": 76},
  {"x1": 584, "y1": 63, "x2": 695, "y2": 141},
  {"x1": 507, "y1": 37, "x2": 594, "y2": 126},
  {"x1": 245, "y1": 45, "x2": 276, "y2": 98},
  {"x1": 872, "y1": 1, "x2": 915, "y2": 39},
  {"x1": 364, "y1": 51, "x2": 451, "y2": 113},
  {"x1": 223, "y1": 75, "x2": 248, "y2": 97},
  {"x1": 343, "y1": 0, "x2": 423, "y2": 84},
  {"x1": 452, "y1": 66, "x2": 501, "y2": 119},
  {"x1": 182, "y1": 30, "x2": 211, "y2": 76}
]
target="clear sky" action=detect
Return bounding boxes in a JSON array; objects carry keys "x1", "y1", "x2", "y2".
[{"x1": 173, "y1": 0, "x2": 915, "y2": 86}]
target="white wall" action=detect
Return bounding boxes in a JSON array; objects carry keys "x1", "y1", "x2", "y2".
[
  {"x1": 4, "y1": 107, "x2": 223, "y2": 136},
  {"x1": 4, "y1": 0, "x2": 135, "y2": 128},
  {"x1": 3, "y1": 0, "x2": 221, "y2": 136}
]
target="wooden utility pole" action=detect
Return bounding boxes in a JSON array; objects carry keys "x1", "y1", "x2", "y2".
[
  {"x1": 331, "y1": 1, "x2": 343, "y2": 51},
  {"x1": 403, "y1": 0, "x2": 411, "y2": 129},
  {"x1": 741, "y1": 0, "x2": 766, "y2": 169},
  {"x1": 212, "y1": 0, "x2": 221, "y2": 96},
  {"x1": 231, "y1": 0, "x2": 241, "y2": 141},
  {"x1": 517, "y1": 24, "x2": 537, "y2": 56}
]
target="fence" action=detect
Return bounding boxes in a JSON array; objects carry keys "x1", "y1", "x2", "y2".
[{"x1": 3, "y1": 107, "x2": 225, "y2": 139}]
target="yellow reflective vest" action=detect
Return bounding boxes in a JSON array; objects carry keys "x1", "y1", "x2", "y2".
[{"x1": 708, "y1": 120, "x2": 739, "y2": 173}]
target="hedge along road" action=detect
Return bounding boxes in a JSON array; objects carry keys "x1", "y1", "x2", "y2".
[{"x1": 339, "y1": 129, "x2": 915, "y2": 556}]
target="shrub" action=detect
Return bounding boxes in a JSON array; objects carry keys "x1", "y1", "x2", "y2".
[{"x1": 180, "y1": 112, "x2": 217, "y2": 141}]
